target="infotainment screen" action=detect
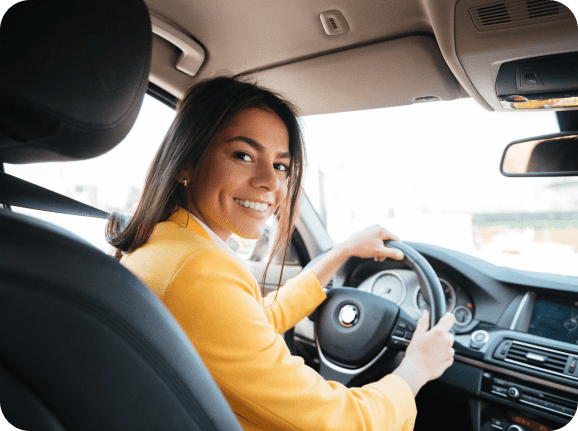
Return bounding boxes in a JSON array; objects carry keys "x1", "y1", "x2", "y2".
[{"x1": 528, "y1": 296, "x2": 578, "y2": 346}]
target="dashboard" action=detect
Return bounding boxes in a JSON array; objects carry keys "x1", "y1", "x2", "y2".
[{"x1": 294, "y1": 241, "x2": 578, "y2": 431}]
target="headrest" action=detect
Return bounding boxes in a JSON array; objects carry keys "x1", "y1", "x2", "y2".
[{"x1": 0, "y1": 0, "x2": 152, "y2": 164}]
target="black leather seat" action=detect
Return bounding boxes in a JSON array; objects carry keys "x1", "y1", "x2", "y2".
[{"x1": 0, "y1": 1, "x2": 243, "y2": 430}]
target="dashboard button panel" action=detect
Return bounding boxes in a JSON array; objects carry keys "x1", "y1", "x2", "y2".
[{"x1": 482, "y1": 371, "x2": 578, "y2": 420}]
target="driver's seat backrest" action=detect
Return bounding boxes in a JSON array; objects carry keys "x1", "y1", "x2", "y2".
[{"x1": 0, "y1": 1, "x2": 243, "y2": 430}]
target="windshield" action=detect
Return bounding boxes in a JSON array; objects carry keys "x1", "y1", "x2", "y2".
[{"x1": 301, "y1": 98, "x2": 578, "y2": 277}]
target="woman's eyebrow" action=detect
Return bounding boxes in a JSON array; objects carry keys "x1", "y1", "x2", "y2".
[{"x1": 227, "y1": 136, "x2": 291, "y2": 159}]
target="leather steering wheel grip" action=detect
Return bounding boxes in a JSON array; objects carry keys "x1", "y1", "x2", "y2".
[{"x1": 383, "y1": 240, "x2": 446, "y2": 326}]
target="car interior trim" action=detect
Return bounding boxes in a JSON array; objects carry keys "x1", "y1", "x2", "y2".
[
  {"x1": 490, "y1": 389, "x2": 509, "y2": 400},
  {"x1": 455, "y1": 355, "x2": 578, "y2": 395},
  {"x1": 294, "y1": 195, "x2": 334, "y2": 256},
  {"x1": 0, "y1": 164, "x2": 10, "y2": 212},
  {"x1": 518, "y1": 397, "x2": 575, "y2": 419},
  {"x1": 509, "y1": 291, "x2": 533, "y2": 330},
  {"x1": 315, "y1": 330, "x2": 390, "y2": 375}
]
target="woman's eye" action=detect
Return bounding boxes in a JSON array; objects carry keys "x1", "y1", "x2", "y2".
[
  {"x1": 234, "y1": 152, "x2": 252, "y2": 162},
  {"x1": 274, "y1": 163, "x2": 289, "y2": 172}
]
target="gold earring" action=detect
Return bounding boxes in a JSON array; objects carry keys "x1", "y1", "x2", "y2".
[{"x1": 183, "y1": 179, "x2": 188, "y2": 187}]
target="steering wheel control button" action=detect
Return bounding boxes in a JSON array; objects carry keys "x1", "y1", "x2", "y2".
[
  {"x1": 469, "y1": 330, "x2": 490, "y2": 350},
  {"x1": 338, "y1": 304, "x2": 359, "y2": 328},
  {"x1": 394, "y1": 329, "x2": 405, "y2": 337},
  {"x1": 389, "y1": 338, "x2": 409, "y2": 348},
  {"x1": 397, "y1": 318, "x2": 416, "y2": 332}
]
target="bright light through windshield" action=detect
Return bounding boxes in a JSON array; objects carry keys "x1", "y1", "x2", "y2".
[{"x1": 302, "y1": 98, "x2": 578, "y2": 277}]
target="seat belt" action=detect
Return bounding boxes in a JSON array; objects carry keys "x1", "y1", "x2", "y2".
[{"x1": 0, "y1": 171, "x2": 109, "y2": 219}]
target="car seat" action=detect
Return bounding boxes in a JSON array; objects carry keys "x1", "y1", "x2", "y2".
[{"x1": 0, "y1": 1, "x2": 243, "y2": 430}]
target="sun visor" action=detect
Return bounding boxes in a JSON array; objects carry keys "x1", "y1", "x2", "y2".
[
  {"x1": 0, "y1": 0, "x2": 152, "y2": 164},
  {"x1": 245, "y1": 35, "x2": 466, "y2": 116}
]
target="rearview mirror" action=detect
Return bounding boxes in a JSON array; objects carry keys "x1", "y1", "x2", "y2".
[{"x1": 500, "y1": 132, "x2": 578, "y2": 177}]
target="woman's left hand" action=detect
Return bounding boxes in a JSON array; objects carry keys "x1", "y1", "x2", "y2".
[{"x1": 338, "y1": 224, "x2": 404, "y2": 262}]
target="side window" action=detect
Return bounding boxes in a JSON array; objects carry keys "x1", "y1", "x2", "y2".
[{"x1": 4, "y1": 95, "x2": 176, "y2": 253}]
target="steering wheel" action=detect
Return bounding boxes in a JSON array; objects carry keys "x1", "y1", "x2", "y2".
[{"x1": 285, "y1": 240, "x2": 446, "y2": 386}]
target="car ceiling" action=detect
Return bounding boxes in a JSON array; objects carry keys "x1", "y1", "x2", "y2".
[{"x1": 145, "y1": 0, "x2": 578, "y2": 115}]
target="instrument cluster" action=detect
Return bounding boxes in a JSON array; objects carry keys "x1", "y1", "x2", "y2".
[{"x1": 357, "y1": 269, "x2": 474, "y2": 326}]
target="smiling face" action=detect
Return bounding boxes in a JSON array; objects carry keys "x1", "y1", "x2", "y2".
[{"x1": 184, "y1": 107, "x2": 291, "y2": 242}]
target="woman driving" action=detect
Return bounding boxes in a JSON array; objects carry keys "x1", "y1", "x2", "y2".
[{"x1": 108, "y1": 76, "x2": 455, "y2": 431}]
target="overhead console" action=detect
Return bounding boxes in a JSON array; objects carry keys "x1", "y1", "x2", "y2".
[
  {"x1": 496, "y1": 52, "x2": 578, "y2": 110},
  {"x1": 453, "y1": 0, "x2": 578, "y2": 111}
]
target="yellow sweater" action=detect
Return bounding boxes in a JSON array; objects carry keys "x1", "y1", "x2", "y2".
[{"x1": 121, "y1": 208, "x2": 417, "y2": 430}]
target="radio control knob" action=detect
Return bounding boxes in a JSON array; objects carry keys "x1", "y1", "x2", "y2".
[
  {"x1": 507, "y1": 387, "x2": 520, "y2": 399},
  {"x1": 507, "y1": 425, "x2": 524, "y2": 431}
]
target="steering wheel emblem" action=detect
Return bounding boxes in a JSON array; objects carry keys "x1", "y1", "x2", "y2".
[{"x1": 339, "y1": 304, "x2": 359, "y2": 328}]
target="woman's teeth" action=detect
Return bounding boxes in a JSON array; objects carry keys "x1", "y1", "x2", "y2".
[{"x1": 234, "y1": 199, "x2": 269, "y2": 212}]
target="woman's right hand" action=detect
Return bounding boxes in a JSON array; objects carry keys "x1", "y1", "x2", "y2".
[
  {"x1": 406, "y1": 310, "x2": 456, "y2": 380},
  {"x1": 392, "y1": 310, "x2": 455, "y2": 396}
]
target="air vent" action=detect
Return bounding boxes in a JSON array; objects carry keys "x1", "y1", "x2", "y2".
[
  {"x1": 495, "y1": 340, "x2": 578, "y2": 380},
  {"x1": 476, "y1": 3, "x2": 512, "y2": 26},
  {"x1": 527, "y1": 0, "x2": 559, "y2": 18},
  {"x1": 469, "y1": 0, "x2": 575, "y2": 31},
  {"x1": 506, "y1": 341, "x2": 568, "y2": 373}
]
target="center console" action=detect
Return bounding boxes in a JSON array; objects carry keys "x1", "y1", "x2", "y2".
[
  {"x1": 467, "y1": 291, "x2": 577, "y2": 430},
  {"x1": 449, "y1": 290, "x2": 578, "y2": 431},
  {"x1": 479, "y1": 370, "x2": 577, "y2": 430}
]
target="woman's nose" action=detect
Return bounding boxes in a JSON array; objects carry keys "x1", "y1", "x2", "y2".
[{"x1": 251, "y1": 162, "x2": 280, "y2": 191}]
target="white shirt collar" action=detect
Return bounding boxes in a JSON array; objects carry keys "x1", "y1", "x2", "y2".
[{"x1": 186, "y1": 211, "x2": 250, "y2": 270}]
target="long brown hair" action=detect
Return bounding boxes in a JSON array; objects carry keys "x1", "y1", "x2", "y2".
[{"x1": 106, "y1": 76, "x2": 306, "y2": 299}]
